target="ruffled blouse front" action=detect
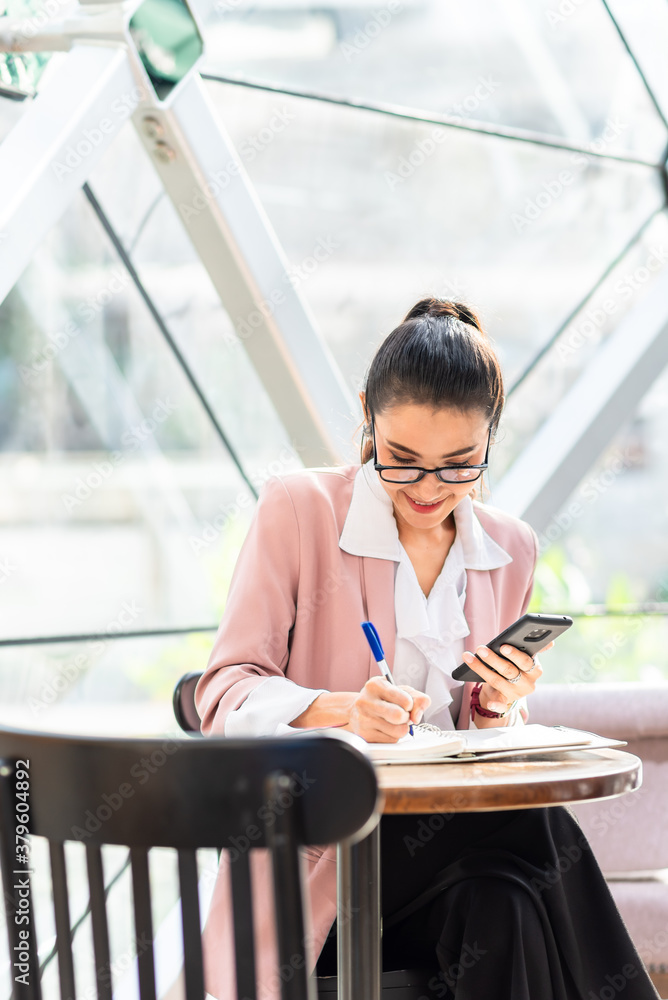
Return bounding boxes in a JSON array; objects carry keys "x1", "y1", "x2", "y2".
[{"x1": 339, "y1": 462, "x2": 514, "y2": 730}]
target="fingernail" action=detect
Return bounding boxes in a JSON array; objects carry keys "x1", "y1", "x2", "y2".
[
  {"x1": 462, "y1": 651, "x2": 473, "y2": 662},
  {"x1": 477, "y1": 647, "x2": 489, "y2": 657},
  {"x1": 501, "y1": 644, "x2": 513, "y2": 654}
]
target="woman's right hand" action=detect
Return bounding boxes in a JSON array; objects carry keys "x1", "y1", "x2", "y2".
[{"x1": 346, "y1": 677, "x2": 430, "y2": 743}]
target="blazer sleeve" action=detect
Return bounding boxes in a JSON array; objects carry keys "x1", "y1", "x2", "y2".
[
  {"x1": 518, "y1": 522, "x2": 539, "y2": 724},
  {"x1": 195, "y1": 475, "x2": 325, "y2": 736}
]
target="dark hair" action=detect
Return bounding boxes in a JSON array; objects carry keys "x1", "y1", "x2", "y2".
[{"x1": 360, "y1": 297, "x2": 504, "y2": 463}]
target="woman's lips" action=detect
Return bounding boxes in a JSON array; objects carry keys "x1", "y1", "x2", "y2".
[{"x1": 404, "y1": 493, "x2": 447, "y2": 514}]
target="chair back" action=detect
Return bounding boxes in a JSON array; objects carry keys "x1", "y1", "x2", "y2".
[
  {"x1": 173, "y1": 672, "x2": 204, "y2": 734},
  {"x1": 0, "y1": 725, "x2": 379, "y2": 1000}
]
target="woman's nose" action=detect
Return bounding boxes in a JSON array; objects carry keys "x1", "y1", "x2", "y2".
[{"x1": 413, "y1": 472, "x2": 443, "y2": 497}]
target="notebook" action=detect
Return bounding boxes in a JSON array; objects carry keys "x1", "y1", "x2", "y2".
[
  {"x1": 274, "y1": 722, "x2": 465, "y2": 761},
  {"x1": 274, "y1": 722, "x2": 625, "y2": 764},
  {"x1": 370, "y1": 723, "x2": 627, "y2": 764}
]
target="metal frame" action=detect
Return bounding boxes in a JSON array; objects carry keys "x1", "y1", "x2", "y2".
[
  {"x1": 0, "y1": 45, "x2": 139, "y2": 298},
  {"x1": 129, "y1": 71, "x2": 356, "y2": 464},
  {"x1": 0, "y1": 5, "x2": 667, "y2": 587},
  {"x1": 0, "y1": 6, "x2": 356, "y2": 467},
  {"x1": 494, "y1": 268, "x2": 668, "y2": 534}
]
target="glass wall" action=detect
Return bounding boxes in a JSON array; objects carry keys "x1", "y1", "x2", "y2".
[{"x1": 1, "y1": 0, "x2": 668, "y2": 742}]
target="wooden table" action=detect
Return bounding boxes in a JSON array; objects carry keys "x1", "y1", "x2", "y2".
[{"x1": 336, "y1": 748, "x2": 642, "y2": 1000}]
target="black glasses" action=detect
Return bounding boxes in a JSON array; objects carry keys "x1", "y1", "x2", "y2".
[{"x1": 371, "y1": 415, "x2": 491, "y2": 484}]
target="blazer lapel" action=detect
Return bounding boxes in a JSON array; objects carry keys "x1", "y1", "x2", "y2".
[
  {"x1": 457, "y1": 568, "x2": 499, "y2": 729},
  {"x1": 463, "y1": 568, "x2": 498, "y2": 652}
]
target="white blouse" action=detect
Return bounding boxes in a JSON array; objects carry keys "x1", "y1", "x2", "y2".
[{"x1": 224, "y1": 463, "x2": 525, "y2": 736}]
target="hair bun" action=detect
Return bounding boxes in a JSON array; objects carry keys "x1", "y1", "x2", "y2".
[{"x1": 403, "y1": 297, "x2": 483, "y2": 334}]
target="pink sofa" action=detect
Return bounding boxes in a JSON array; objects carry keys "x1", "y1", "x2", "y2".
[{"x1": 528, "y1": 683, "x2": 668, "y2": 979}]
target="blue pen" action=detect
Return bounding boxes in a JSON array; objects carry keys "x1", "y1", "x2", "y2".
[{"x1": 361, "y1": 621, "x2": 414, "y2": 736}]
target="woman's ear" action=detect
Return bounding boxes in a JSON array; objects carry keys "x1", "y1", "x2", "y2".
[{"x1": 358, "y1": 391, "x2": 370, "y2": 429}]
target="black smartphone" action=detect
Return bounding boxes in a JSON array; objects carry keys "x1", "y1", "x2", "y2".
[{"x1": 451, "y1": 613, "x2": 573, "y2": 683}]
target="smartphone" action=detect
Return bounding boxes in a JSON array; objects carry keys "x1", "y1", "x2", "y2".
[{"x1": 451, "y1": 613, "x2": 573, "y2": 683}]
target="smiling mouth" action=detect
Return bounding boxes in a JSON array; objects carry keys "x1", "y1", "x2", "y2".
[{"x1": 404, "y1": 493, "x2": 447, "y2": 509}]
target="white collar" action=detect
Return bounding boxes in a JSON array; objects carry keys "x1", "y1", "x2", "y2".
[{"x1": 339, "y1": 462, "x2": 512, "y2": 570}]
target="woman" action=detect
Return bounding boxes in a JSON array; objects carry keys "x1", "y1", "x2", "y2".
[{"x1": 196, "y1": 299, "x2": 658, "y2": 999}]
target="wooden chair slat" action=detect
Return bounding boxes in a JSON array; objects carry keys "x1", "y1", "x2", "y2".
[
  {"x1": 230, "y1": 848, "x2": 256, "y2": 1000},
  {"x1": 177, "y1": 849, "x2": 204, "y2": 1000},
  {"x1": 130, "y1": 847, "x2": 157, "y2": 1000},
  {"x1": 86, "y1": 846, "x2": 112, "y2": 1000},
  {"x1": 49, "y1": 842, "x2": 76, "y2": 1000}
]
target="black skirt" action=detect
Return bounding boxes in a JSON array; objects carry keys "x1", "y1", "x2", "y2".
[{"x1": 315, "y1": 805, "x2": 659, "y2": 1000}]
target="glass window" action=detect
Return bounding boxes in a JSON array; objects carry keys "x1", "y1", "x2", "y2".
[
  {"x1": 0, "y1": 190, "x2": 263, "y2": 644},
  {"x1": 528, "y1": 371, "x2": 668, "y2": 683},
  {"x1": 200, "y1": 0, "x2": 667, "y2": 157}
]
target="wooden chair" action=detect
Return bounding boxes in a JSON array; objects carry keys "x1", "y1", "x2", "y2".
[
  {"x1": 173, "y1": 674, "x2": 441, "y2": 999},
  {"x1": 0, "y1": 723, "x2": 379, "y2": 1000}
]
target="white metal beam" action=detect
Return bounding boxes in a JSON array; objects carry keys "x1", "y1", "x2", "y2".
[
  {"x1": 494, "y1": 267, "x2": 668, "y2": 534},
  {"x1": 0, "y1": 17, "x2": 356, "y2": 464},
  {"x1": 0, "y1": 45, "x2": 142, "y2": 302},
  {"x1": 130, "y1": 74, "x2": 356, "y2": 466}
]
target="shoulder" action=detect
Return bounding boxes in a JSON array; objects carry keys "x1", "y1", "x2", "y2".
[
  {"x1": 473, "y1": 500, "x2": 538, "y2": 564},
  {"x1": 257, "y1": 465, "x2": 359, "y2": 525}
]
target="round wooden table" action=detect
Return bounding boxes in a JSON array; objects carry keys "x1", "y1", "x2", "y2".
[
  {"x1": 336, "y1": 747, "x2": 643, "y2": 1000},
  {"x1": 377, "y1": 746, "x2": 641, "y2": 813}
]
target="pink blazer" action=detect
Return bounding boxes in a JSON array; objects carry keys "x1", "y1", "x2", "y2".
[{"x1": 195, "y1": 466, "x2": 538, "y2": 1000}]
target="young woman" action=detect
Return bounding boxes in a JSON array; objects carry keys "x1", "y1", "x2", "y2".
[{"x1": 196, "y1": 299, "x2": 658, "y2": 1000}]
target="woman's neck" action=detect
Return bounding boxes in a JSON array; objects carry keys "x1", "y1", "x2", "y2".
[
  {"x1": 395, "y1": 511, "x2": 456, "y2": 551},
  {"x1": 396, "y1": 514, "x2": 457, "y2": 598}
]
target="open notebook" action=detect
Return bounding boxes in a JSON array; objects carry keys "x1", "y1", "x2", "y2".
[{"x1": 275, "y1": 722, "x2": 626, "y2": 764}]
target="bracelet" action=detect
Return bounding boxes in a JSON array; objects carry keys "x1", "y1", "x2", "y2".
[{"x1": 470, "y1": 683, "x2": 517, "y2": 722}]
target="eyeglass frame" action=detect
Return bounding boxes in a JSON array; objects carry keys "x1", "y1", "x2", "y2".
[{"x1": 370, "y1": 413, "x2": 492, "y2": 484}]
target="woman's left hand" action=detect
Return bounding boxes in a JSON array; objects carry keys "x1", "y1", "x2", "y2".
[{"x1": 461, "y1": 640, "x2": 553, "y2": 714}]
